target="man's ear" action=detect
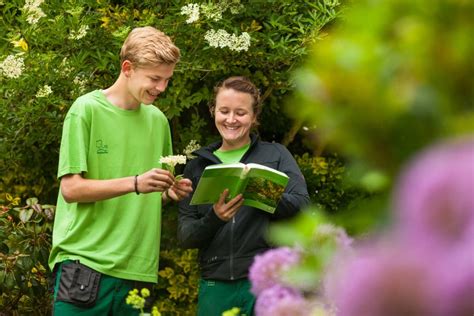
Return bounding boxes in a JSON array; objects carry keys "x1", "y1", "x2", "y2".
[{"x1": 121, "y1": 60, "x2": 133, "y2": 77}]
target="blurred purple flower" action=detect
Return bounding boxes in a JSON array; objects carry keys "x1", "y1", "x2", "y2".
[
  {"x1": 327, "y1": 244, "x2": 441, "y2": 316},
  {"x1": 255, "y1": 285, "x2": 307, "y2": 316},
  {"x1": 437, "y1": 249, "x2": 474, "y2": 316},
  {"x1": 249, "y1": 247, "x2": 300, "y2": 296},
  {"x1": 393, "y1": 138, "x2": 474, "y2": 249}
]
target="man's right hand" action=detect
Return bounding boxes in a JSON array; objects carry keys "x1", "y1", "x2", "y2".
[{"x1": 136, "y1": 168, "x2": 175, "y2": 194}]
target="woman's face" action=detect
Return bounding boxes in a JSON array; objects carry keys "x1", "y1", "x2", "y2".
[{"x1": 214, "y1": 88, "x2": 256, "y2": 151}]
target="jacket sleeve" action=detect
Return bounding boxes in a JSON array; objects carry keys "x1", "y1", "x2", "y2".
[
  {"x1": 271, "y1": 144, "x2": 310, "y2": 219},
  {"x1": 177, "y1": 161, "x2": 227, "y2": 249}
]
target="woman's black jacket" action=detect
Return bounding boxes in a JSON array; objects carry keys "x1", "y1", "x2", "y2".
[{"x1": 177, "y1": 134, "x2": 310, "y2": 280}]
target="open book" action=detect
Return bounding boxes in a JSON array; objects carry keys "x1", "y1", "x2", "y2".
[{"x1": 190, "y1": 163, "x2": 289, "y2": 214}]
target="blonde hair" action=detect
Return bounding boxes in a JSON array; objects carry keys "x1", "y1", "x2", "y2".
[{"x1": 120, "y1": 26, "x2": 180, "y2": 67}]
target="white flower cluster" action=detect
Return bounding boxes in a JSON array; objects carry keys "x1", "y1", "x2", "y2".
[
  {"x1": 159, "y1": 155, "x2": 187, "y2": 168},
  {"x1": 183, "y1": 140, "x2": 201, "y2": 159},
  {"x1": 23, "y1": 0, "x2": 46, "y2": 25},
  {"x1": 200, "y1": 3, "x2": 223, "y2": 22},
  {"x1": 68, "y1": 25, "x2": 89, "y2": 40},
  {"x1": 0, "y1": 54, "x2": 25, "y2": 79},
  {"x1": 59, "y1": 58, "x2": 74, "y2": 76},
  {"x1": 36, "y1": 85, "x2": 52, "y2": 98},
  {"x1": 73, "y1": 75, "x2": 88, "y2": 94},
  {"x1": 204, "y1": 29, "x2": 251, "y2": 52},
  {"x1": 180, "y1": 3, "x2": 200, "y2": 24},
  {"x1": 181, "y1": 1, "x2": 243, "y2": 23}
]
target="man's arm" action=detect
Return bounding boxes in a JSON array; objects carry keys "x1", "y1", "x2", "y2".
[{"x1": 61, "y1": 168, "x2": 176, "y2": 203}]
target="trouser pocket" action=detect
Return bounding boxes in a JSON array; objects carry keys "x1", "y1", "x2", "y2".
[{"x1": 56, "y1": 261, "x2": 101, "y2": 308}]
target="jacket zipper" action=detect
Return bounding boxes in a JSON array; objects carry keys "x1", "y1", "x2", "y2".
[{"x1": 230, "y1": 216, "x2": 235, "y2": 280}]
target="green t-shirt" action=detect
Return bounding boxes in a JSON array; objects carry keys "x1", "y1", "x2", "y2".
[
  {"x1": 214, "y1": 143, "x2": 250, "y2": 164},
  {"x1": 49, "y1": 90, "x2": 172, "y2": 283}
]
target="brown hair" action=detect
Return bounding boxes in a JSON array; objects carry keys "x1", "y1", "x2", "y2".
[
  {"x1": 120, "y1": 26, "x2": 180, "y2": 67},
  {"x1": 210, "y1": 76, "x2": 262, "y2": 126}
]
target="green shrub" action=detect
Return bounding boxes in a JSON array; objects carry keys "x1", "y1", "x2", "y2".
[
  {"x1": 290, "y1": 0, "x2": 473, "y2": 187},
  {"x1": 0, "y1": 195, "x2": 55, "y2": 315},
  {"x1": 1, "y1": 0, "x2": 344, "y2": 202},
  {"x1": 155, "y1": 249, "x2": 200, "y2": 316},
  {"x1": 296, "y1": 153, "x2": 346, "y2": 212},
  {"x1": 295, "y1": 153, "x2": 380, "y2": 235},
  {"x1": 1, "y1": 0, "x2": 348, "y2": 313},
  {"x1": 0, "y1": 196, "x2": 200, "y2": 315}
]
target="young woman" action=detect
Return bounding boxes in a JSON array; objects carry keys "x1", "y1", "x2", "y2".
[{"x1": 178, "y1": 76, "x2": 309, "y2": 315}]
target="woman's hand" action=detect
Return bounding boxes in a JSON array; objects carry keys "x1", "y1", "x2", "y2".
[
  {"x1": 165, "y1": 178, "x2": 193, "y2": 203},
  {"x1": 213, "y1": 189, "x2": 244, "y2": 221}
]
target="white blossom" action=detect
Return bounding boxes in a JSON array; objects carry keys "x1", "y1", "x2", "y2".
[
  {"x1": 23, "y1": 0, "x2": 46, "y2": 25},
  {"x1": 200, "y1": 3, "x2": 223, "y2": 21},
  {"x1": 183, "y1": 140, "x2": 201, "y2": 159},
  {"x1": 25, "y1": 0, "x2": 44, "y2": 7},
  {"x1": 59, "y1": 58, "x2": 74, "y2": 76},
  {"x1": 159, "y1": 155, "x2": 187, "y2": 168},
  {"x1": 72, "y1": 75, "x2": 88, "y2": 95},
  {"x1": 229, "y1": 32, "x2": 251, "y2": 52},
  {"x1": 0, "y1": 54, "x2": 25, "y2": 79},
  {"x1": 205, "y1": 29, "x2": 230, "y2": 48},
  {"x1": 180, "y1": 3, "x2": 200, "y2": 24},
  {"x1": 36, "y1": 85, "x2": 52, "y2": 98},
  {"x1": 201, "y1": 1, "x2": 243, "y2": 21},
  {"x1": 68, "y1": 25, "x2": 89, "y2": 40},
  {"x1": 205, "y1": 29, "x2": 251, "y2": 52}
]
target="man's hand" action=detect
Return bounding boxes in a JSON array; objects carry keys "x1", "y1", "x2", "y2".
[
  {"x1": 136, "y1": 168, "x2": 175, "y2": 194},
  {"x1": 213, "y1": 189, "x2": 244, "y2": 221}
]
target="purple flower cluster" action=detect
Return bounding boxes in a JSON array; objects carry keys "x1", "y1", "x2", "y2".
[
  {"x1": 254, "y1": 285, "x2": 307, "y2": 316},
  {"x1": 248, "y1": 138, "x2": 473, "y2": 316},
  {"x1": 249, "y1": 247, "x2": 300, "y2": 296},
  {"x1": 325, "y1": 138, "x2": 474, "y2": 316},
  {"x1": 329, "y1": 244, "x2": 441, "y2": 316},
  {"x1": 249, "y1": 231, "x2": 349, "y2": 315},
  {"x1": 393, "y1": 138, "x2": 474, "y2": 249}
]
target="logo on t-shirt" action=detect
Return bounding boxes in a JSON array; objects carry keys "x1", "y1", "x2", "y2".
[{"x1": 96, "y1": 140, "x2": 108, "y2": 154}]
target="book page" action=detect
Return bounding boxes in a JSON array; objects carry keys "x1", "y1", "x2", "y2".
[
  {"x1": 190, "y1": 165, "x2": 245, "y2": 205},
  {"x1": 242, "y1": 164, "x2": 289, "y2": 213},
  {"x1": 246, "y1": 163, "x2": 288, "y2": 178}
]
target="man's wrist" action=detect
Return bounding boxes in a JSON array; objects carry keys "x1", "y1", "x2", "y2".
[{"x1": 134, "y1": 175, "x2": 140, "y2": 195}]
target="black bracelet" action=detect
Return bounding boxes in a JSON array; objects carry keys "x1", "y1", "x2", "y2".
[{"x1": 134, "y1": 175, "x2": 140, "y2": 195}]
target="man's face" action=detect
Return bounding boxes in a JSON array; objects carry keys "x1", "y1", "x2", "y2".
[{"x1": 125, "y1": 62, "x2": 175, "y2": 106}]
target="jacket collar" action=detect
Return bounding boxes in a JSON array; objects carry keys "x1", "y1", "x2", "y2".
[{"x1": 193, "y1": 133, "x2": 259, "y2": 163}]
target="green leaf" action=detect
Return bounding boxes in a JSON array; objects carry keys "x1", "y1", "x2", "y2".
[
  {"x1": 26, "y1": 198, "x2": 38, "y2": 206},
  {"x1": 19, "y1": 209, "x2": 34, "y2": 223}
]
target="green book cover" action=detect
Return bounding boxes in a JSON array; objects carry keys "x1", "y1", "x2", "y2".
[{"x1": 190, "y1": 163, "x2": 289, "y2": 214}]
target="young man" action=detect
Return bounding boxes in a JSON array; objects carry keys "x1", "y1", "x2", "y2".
[{"x1": 49, "y1": 26, "x2": 192, "y2": 315}]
